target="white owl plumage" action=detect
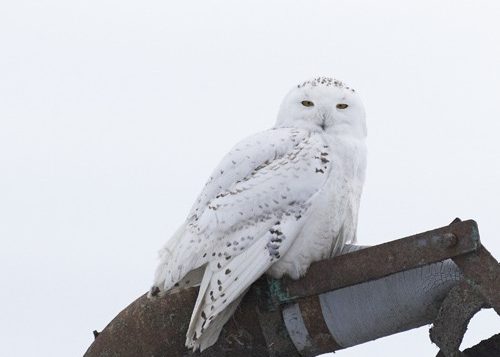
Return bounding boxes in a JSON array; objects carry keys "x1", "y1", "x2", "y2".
[{"x1": 149, "y1": 77, "x2": 367, "y2": 351}]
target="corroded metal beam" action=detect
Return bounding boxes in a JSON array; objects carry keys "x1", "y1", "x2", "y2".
[
  {"x1": 84, "y1": 219, "x2": 497, "y2": 357},
  {"x1": 430, "y1": 281, "x2": 486, "y2": 356},
  {"x1": 85, "y1": 286, "x2": 298, "y2": 357},
  {"x1": 269, "y1": 220, "x2": 480, "y2": 304},
  {"x1": 453, "y1": 245, "x2": 500, "y2": 314}
]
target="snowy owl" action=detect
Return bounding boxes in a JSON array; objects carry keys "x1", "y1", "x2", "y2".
[{"x1": 149, "y1": 76, "x2": 367, "y2": 351}]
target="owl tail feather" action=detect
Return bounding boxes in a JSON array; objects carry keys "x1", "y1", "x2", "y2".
[
  {"x1": 148, "y1": 223, "x2": 205, "y2": 297},
  {"x1": 185, "y1": 293, "x2": 245, "y2": 352},
  {"x1": 149, "y1": 266, "x2": 205, "y2": 297}
]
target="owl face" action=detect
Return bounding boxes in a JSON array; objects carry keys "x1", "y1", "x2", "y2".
[{"x1": 275, "y1": 77, "x2": 367, "y2": 138}]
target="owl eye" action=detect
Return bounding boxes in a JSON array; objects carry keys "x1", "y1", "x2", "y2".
[
  {"x1": 336, "y1": 103, "x2": 349, "y2": 109},
  {"x1": 301, "y1": 100, "x2": 314, "y2": 107}
]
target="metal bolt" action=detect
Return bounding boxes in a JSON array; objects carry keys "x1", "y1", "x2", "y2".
[{"x1": 442, "y1": 233, "x2": 458, "y2": 248}]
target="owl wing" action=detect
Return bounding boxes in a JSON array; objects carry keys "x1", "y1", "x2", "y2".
[
  {"x1": 153, "y1": 127, "x2": 310, "y2": 289},
  {"x1": 187, "y1": 127, "x2": 310, "y2": 222},
  {"x1": 152, "y1": 128, "x2": 335, "y2": 351}
]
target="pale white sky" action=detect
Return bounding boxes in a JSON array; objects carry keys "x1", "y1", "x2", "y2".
[{"x1": 0, "y1": 1, "x2": 499, "y2": 356}]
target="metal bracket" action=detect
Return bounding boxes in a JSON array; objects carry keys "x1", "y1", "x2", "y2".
[
  {"x1": 430, "y1": 281, "x2": 485, "y2": 357},
  {"x1": 269, "y1": 220, "x2": 481, "y2": 304},
  {"x1": 429, "y1": 218, "x2": 500, "y2": 357}
]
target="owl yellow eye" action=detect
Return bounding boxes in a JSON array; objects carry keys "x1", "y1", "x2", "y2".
[
  {"x1": 301, "y1": 100, "x2": 314, "y2": 107},
  {"x1": 336, "y1": 103, "x2": 349, "y2": 109}
]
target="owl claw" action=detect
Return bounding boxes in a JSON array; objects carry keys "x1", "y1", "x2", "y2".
[{"x1": 148, "y1": 285, "x2": 161, "y2": 298}]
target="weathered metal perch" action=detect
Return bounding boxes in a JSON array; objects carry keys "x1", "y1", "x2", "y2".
[{"x1": 84, "y1": 219, "x2": 499, "y2": 357}]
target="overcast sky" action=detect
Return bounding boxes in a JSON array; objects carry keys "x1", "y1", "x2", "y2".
[{"x1": 1, "y1": 1, "x2": 499, "y2": 356}]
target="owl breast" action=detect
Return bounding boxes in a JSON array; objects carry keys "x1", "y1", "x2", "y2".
[{"x1": 266, "y1": 133, "x2": 366, "y2": 280}]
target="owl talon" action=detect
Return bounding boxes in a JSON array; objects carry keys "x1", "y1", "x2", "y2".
[{"x1": 149, "y1": 286, "x2": 161, "y2": 298}]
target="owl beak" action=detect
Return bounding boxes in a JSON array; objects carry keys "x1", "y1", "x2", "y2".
[
  {"x1": 319, "y1": 112, "x2": 328, "y2": 131},
  {"x1": 320, "y1": 120, "x2": 327, "y2": 131}
]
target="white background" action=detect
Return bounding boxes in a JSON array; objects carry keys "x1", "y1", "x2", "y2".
[{"x1": 1, "y1": 1, "x2": 499, "y2": 356}]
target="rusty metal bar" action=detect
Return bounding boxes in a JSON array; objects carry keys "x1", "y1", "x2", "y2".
[
  {"x1": 269, "y1": 220, "x2": 480, "y2": 304},
  {"x1": 452, "y1": 245, "x2": 500, "y2": 314},
  {"x1": 429, "y1": 281, "x2": 486, "y2": 356},
  {"x1": 84, "y1": 220, "x2": 497, "y2": 357}
]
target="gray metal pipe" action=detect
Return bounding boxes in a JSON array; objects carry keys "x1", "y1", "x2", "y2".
[
  {"x1": 282, "y1": 246, "x2": 462, "y2": 355},
  {"x1": 85, "y1": 245, "x2": 470, "y2": 357}
]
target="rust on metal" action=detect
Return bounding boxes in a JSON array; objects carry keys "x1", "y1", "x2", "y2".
[
  {"x1": 252, "y1": 278, "x2": 301, "y2": 357},
  {"x1": 430, "y1": 281, "x2": 486, "y2": 356},
  {"x1": 452, "y1": 245, "x2": 500, "y2": 315},
  {"x1": 85, "y1": 289, "x2": 196, "y2": 357},
  {"x1": 296, "y1": 295, "x2": 343, "y2": 356},
  {"x1": 84, "y1": 286, "x2": 297, "y2": 357},
  {"x1": 429, "y1": 218, "x2": 499, "y2": 356},
  {"x1": 84, "y1": 219, "x2": 498, "y2": 357},
  {"x1": 272, "y1": 220, "x2": 480, "y2": 303},
  {"x1": 255, "y1": 305, "x2": 300, "y2": 357}
]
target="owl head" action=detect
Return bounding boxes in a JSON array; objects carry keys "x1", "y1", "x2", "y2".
[{"x1": 275, "y1": 77, "x2": 366, "y2": 138}]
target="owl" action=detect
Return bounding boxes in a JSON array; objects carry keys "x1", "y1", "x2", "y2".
[{"x1": 149, "y1": 77, "x2": 367, "y2": 351}]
